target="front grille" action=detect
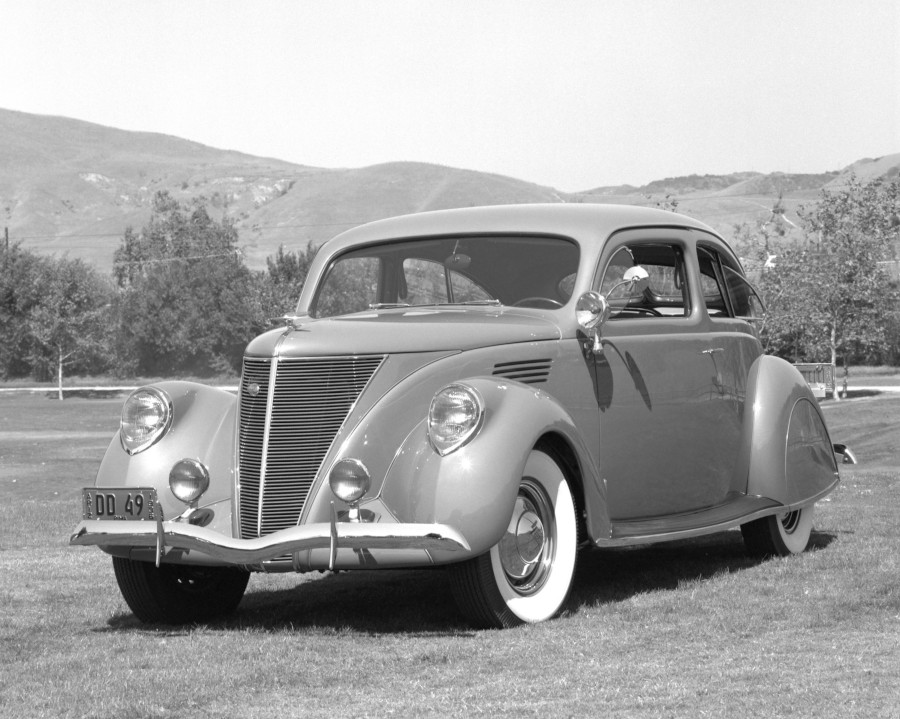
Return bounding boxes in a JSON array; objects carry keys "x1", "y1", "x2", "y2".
[
  {"x1": 492, "y1": 358, "x2": 553, "y2": 384},
  {"x1": 238, "y1": 355, "x2": 385, "y2": 539}
]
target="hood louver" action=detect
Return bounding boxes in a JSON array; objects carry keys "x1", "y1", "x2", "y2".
[{"x1": 492, "y1": 358, "x2": 553, "y2": 385}]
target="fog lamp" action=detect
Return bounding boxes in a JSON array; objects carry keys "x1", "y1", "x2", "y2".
[
  {"x1": 329, "y1": 459, "x2": 371, "y2": 504},
  {"x1": 169, "y1": 458, "x2": 210, "y2": 504}
]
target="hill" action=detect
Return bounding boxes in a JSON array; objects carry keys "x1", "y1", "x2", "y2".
[{"x1": 2, "y1": 108, "x2": 898, "y2": 270}]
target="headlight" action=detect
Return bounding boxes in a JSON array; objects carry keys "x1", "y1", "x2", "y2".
[
  {"x1": 169, "y1": 458, "x2": 210, "y2": 504},
  {"x1": 329, "y1": 459, "x2": 371, "y2": 504},
  {"x1": 120, "y1": 387, "x2": 173, "y2": 455},
  {"x1": 428, "y1": 384, "x2": 484, "y2": 456}
]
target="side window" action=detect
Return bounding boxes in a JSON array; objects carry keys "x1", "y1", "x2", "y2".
[
  {"x1": 598, "y1": 247, "x2": 636, "y2": 297},
  {"x1": 723, "y1": 265, "x2": 766, "y2": 319},
  {"x1": 697, "y1": 247, "x2": 729, "y2": 316},
  {"x1": 698, "y1": 244, "x2": 766, "y2": 320},
  {"x1": 597, "y1": 243, "x2": 690, "y2": 318}
]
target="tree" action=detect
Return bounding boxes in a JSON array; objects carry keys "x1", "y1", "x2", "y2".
[
  {"x1": 26, "y1": 257, "x2": 113, "y2": 399},
  {"x1": 800, "y1": 177, "x2": 898, "y2": 376},
  {"x1": 0, "y1": 243, "x2": 46, "y2": 378},
  {"x1": 258, "y1": 243, "x2": 319, "y2": 318},
  {"x1": 750, "y1": 175, "x2": 900, "y2": 394},
  {"x1": 114, "y1": 192, "x2": 265, "y2": 376}
]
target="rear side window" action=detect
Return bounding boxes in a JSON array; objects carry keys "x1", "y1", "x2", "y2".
[
  {"x1": 698, "y1": 244, "x2": 765, "y2": 319},
  {"x1": 697, "y1": 246, "x2": 729, "y2": 316},
  {"x1": 723, "y1": 265, "x2": 766, "y2": 319}
]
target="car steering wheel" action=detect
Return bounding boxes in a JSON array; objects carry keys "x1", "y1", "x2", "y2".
[{"x1": 626, "y1": 306, "x2": 662, "y2": 316}]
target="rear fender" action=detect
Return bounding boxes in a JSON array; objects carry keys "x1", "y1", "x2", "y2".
[
  {"x1": 739, "y1": 356, "x2": 839, "y2": 506},
  {"x1": 379, "y1": 377, "x2": 606, "y2": 562}
]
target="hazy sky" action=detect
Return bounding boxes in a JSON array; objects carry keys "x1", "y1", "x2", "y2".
[{"x1": 2, "y1": 0, "x2": 898, "y2": 191}]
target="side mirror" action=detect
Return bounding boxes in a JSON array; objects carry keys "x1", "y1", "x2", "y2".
[
  {"x1": 576, "y1": 291, "x2": 610, "y2": 354},
  {"x1": 576, "y1": 266, "x2": 650, "y2": 354}
]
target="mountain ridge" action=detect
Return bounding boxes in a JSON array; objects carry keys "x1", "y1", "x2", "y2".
[{"x1": 2, "y1": 108, "x2": 898, "y2": 270}]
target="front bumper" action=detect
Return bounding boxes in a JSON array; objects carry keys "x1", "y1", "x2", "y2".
[{"x1": 70, "y1": 513, "x2": 471, "y2": 571}]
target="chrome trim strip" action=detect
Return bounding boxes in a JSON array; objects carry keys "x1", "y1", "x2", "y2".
[
  {"x1": 257, "y1": 357, "x2": 279, "y2": 537},
  {"x1": 70, "y1": 519, "x2": 471, "y2": 564}
]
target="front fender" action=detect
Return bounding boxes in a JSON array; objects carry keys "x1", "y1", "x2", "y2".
[
  {"x1": 378, "y1": 377, "x2": 605, "y2": 563},
  {"x1": 739, "y1": 356, "x2": 839, "y2": 507},
  {"x1": 93, "y1": 381, "x2": 237, "y2": 528}
]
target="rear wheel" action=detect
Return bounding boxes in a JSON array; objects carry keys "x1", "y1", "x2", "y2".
[
  {"x1": 741, "y1": 504, "x2": 815, "y2": 557},
  {"x1": 451, "y1": 449, "x2": 578, "y2": 628},
  {"x1": 113, "y1": 556, "x2": 250, "y2": 624}
]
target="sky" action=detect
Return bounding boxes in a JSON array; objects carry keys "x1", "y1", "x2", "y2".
[{"x1": 2, "y1": 0, "x2": 898, "y2": 192}]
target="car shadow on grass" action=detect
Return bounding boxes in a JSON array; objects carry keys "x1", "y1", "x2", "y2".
[
  {"x1": 103, "y1": 529, "x2": 836, "y2": 635},
  {"x1": 568, "y1": 529, "x2": 836, "y2": 612}
]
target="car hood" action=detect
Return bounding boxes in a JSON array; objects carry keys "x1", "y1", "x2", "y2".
[{"x1": 245, "y1": 307, "x2": 563, "y2": 357}]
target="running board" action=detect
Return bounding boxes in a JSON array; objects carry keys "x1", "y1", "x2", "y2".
[{"x1": 604, "y1": 495, "x2": 782, "y2": 546}]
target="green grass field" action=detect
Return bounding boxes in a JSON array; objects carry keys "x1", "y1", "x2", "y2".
[{"x1": 1, "y1": 392, "x2": 898, "y2": 718}]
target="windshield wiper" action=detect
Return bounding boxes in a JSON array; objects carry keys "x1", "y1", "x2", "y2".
[
  {"x1": 369, "y1": 300, "x2": 501, "y2": 310},
  {"x1": 440, "y1": 299, "x2": 502, "y2": 306}
]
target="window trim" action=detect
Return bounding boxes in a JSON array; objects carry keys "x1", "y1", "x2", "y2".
[
  {"x1": 697, "y1": 241, "x2": 767, "y2": 321},
  {"x1": 593, "y1": 237, "x2": 694, "y2": 321}
]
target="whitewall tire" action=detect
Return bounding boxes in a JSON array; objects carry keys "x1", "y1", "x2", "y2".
[
  {"x1": 741, "y1": 504, "x2": 815, "y2": 557},
  {"x1": 451, "y1": 449, "x2": 578, "y2": 628}
]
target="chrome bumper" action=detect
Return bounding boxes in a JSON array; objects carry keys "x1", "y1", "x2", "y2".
[{"x1": 70, "y1": 514, "x2": 471, "y2": 569}]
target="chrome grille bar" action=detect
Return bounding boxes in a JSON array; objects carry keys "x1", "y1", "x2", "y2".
[{"x1": 238, "y1": 355, "x2": 385, "y2": 539}]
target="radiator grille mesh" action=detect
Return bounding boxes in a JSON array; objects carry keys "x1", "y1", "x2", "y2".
[{"x1": 238, "y1": 355, "x2": 384, "y2": 538}]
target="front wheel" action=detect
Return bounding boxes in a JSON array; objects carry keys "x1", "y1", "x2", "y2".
[
  {"x1": 450, "y1": 449, "x2": 578, "y2": 628},
  {"x1": 741, "y1": 504, "x2": 815, "y2": 557},
  {"x1": 113, "y1": 557, "x2": 250, "y2": 624}
]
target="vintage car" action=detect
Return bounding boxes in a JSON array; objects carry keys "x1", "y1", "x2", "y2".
[{"x1": 71, "y1": 203, "x2": 847, "y2": 628}]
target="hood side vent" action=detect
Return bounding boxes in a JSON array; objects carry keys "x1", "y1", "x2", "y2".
[{"x1": 492, "y1": 358, "x2": 553, "y2": 385}]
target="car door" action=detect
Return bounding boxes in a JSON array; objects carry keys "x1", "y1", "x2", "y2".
[
  {"x1": 591, "y1": 229, "x2": 741, "y2": 521},
  {"x1": 695, "y1": 240, "x2": 766, "y2": 493}
]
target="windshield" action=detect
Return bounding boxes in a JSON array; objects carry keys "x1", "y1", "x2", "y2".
[{"x1": 311, "y1": 235, "x2": 580, "y2": 318}]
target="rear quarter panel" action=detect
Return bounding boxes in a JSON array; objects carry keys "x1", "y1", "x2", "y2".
[{"x1": 737, "y1": 355, "x2": 839, "y2": 506}]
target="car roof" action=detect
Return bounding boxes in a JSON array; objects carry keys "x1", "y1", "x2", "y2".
[{"x1": 324, "y1": 203, "x2": 721, "y2": 252}]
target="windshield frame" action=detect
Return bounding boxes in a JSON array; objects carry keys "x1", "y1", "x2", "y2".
[{"x1": 308, "y1": 233, "x2": 581, "y2": 319}]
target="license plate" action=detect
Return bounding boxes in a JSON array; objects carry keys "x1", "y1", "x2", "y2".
[{"x1": 82, "y1": 488, "x2": 160, "y2": 521}]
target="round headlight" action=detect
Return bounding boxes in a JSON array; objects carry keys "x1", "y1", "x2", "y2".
[
  {"x1": 120, "y1": 387, "x2": 173, "y2": 455},
  {"x1": 329, "y1": 459, "x2": 371, "y2": 504},
  {"x1": 428, "y1": 384, "x2": 484, "y2": 456},
  {"x1": 169, "y1": 458, "x2": 210, "y2": 504}
]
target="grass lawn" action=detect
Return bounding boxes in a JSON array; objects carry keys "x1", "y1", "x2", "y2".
[{"x1": 1, "y1": 392, "x2": 898, "y2": 718}]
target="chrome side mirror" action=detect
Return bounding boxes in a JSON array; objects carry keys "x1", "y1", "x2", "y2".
[
  {"x1": 576, "y1": 266, "x2": 651, "y2": 355},
  {"x1": 576, "y1": 291, "x2": 610, "y2": 354}
]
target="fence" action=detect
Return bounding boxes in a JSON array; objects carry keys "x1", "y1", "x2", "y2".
[{"x1": 793, "y1": 363, "x2": 835, "y2": 399}]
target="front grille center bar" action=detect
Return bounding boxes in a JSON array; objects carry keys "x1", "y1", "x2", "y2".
[{"x1": 256, "y1": 357, "x2": 280, "y2": 537}]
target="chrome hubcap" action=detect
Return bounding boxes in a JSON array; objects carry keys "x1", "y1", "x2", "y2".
[
  {"x1": 780, "y1": 510, "x2": 801, "y2": 534},
  {"x1": 498, "y1": 478, "x2": 554, "y2": 595}
]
